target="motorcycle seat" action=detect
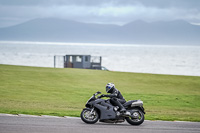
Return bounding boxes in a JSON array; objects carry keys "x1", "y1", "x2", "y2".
[{"x1": 123, "y1": 100, "x2": 138, "y2": 107}]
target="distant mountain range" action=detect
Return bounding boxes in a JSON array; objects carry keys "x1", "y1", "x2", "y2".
[{"x1": 0, "y1": 18, "x2": 200, "y2": 45}]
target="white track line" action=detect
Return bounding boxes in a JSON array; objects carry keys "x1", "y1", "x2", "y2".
[{"x1": 0, "y1": 113, "x2": 196, "y2": 122}]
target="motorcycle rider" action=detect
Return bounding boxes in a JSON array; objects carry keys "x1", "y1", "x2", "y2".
[{"x1": 100, "y1": 83, "x2": 126, "y2": 112}]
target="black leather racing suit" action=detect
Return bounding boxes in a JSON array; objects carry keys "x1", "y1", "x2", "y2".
[{"x1": 103, "y1": 88, "x2": 126, "y2": 111}]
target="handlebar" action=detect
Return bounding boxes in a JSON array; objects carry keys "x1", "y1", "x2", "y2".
[{"x1": 94, "y1": 91, "x2": 101, "y2": 96}]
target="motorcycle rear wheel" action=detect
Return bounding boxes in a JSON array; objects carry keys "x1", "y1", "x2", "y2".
[
  {"x1": 81, "y1": 108, "x2": 99, "y2": 124},
  {"x1": 125, "y1": 109, "x2": 144, "y2": 125}
]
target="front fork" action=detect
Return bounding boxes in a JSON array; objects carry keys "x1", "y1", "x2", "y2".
[
  {"x1": 84, "y1": 108, "x2": 95, "y2": 119},
  {"x1": 89, "y1": 108, "x2": 94, "y2": 115}
]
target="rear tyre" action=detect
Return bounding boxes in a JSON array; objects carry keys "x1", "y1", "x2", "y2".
[
  {"x1": 81, "y1": 108, "x2": 99, "y2": 124},
  {"x1": 126, "y1": 109, "x2": 144, "y2": 125}
]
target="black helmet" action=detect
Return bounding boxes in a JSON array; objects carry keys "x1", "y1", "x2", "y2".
[{"x1": 106, "y1": 83, "x2": 115, "y2": 93}]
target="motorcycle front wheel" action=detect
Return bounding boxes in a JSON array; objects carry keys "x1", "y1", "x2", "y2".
[
  {"x1": 125, "y1": 108, "x2": 144, "y2": 125},
  {"x1": 81, "y1": 108, "x2": 99, "y2": 124}
]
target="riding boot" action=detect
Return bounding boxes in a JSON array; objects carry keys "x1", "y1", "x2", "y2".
[
  {"x1": 113, "y1": 98, "x2": 126, "y2": 112},
  {"x1": 118, "y1": 104, "x2": 126, "y2": 112},
  {"x1": 110, "y1": 98, "x2": 126, "y2": 112}
]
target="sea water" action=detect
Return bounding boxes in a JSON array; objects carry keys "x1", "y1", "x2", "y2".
[{"x1": 0, "y1": 41, "x2": 200, "y2": 76}]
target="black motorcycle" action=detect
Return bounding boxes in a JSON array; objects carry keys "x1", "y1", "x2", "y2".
[{"x1": 81, "y1": 91, "x2": 145, "y2": 125}]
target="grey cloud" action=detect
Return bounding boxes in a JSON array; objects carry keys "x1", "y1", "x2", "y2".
[
  {"x1": 0, "y1": 0, "x2": 200, "y2": 27},
  {"x1": 1, "y1": 0, "x2": 200, "y2": 8}
]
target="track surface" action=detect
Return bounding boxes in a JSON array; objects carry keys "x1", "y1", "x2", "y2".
[{"x1": 0, "y1": 114, "x2": 200, "y2": 133}]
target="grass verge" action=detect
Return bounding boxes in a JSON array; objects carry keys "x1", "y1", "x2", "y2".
[{"x1": 0, "y1": 64, "x2": 200, "y2": 121}]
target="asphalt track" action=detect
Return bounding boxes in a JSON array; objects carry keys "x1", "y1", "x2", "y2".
[{"x1": 0, "y1": 114, "x2": 200, "y2": 133}]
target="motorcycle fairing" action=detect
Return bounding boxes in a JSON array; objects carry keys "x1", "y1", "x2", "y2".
[{"x1": 92, "y1": 99, "x2": 116, "y2": 120}]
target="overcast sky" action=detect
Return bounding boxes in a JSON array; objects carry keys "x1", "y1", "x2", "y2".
[{"x1": 0, "y1": 0, "x2": 200, "y2": 27}]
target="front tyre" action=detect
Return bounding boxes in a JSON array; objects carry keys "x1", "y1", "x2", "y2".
[
  {"x1": 81, "y1": 108, "x2": 99, "y2": 124},
  {"x1": 126, "y1": 109, "x2": 144, "y2": 125}
]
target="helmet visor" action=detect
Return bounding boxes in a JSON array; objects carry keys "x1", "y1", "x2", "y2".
[{"x1": 106, "y1": 86, "x2": 112, "y2": 93}]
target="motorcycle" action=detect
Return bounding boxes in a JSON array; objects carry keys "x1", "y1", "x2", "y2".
[{"x1": 81, "y1": 91, "x2": 145, "y2": 125}]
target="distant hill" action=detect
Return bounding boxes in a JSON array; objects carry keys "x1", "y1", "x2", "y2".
[{"x1": 0, "y1": 18, "x2": 200, "y2": 45}]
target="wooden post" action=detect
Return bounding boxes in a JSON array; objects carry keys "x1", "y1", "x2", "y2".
[
  {"x1": 54, "y1": 55, "x2": 56, "y2": 68},
  {"x1": 100, "y1": 56, "x2": 102, "y2": 66},
  {"x1": 63, "y1": 56, "x2": 65, "y2": 68}
]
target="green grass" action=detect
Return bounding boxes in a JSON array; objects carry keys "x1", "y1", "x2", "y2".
[{"x1": 0, "y1": 64, "x2": 200, "y2": 121}]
